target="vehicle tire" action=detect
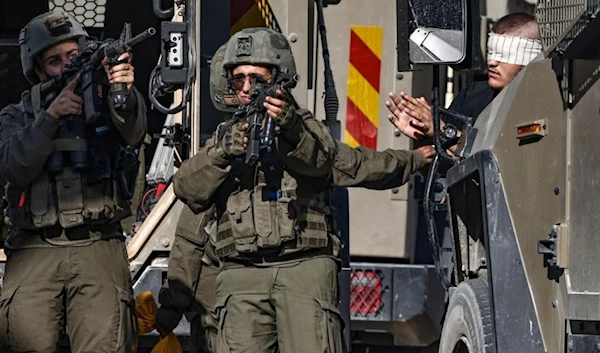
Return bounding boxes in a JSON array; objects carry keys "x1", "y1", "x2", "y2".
[{"x1": 438, "y1": 278, "x2": 494, "y2": 353}]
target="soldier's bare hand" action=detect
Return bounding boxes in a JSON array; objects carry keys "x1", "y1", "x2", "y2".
[
  {"x1": 415, "y1": 145, "x2": 436, "y2": 164},
  {"x1": 46, "y1": 75, "x2": 83, "y2": 119},
  {"x1": 102, "y1": 52, "x2": 135, "y2": 91}
]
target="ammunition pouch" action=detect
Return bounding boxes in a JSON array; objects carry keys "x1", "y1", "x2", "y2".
[
  {"x1": 55, "y1": 167, "x2": 86, "y2": 228},
  {"x1": 6, "y1": 167, "x2": 131, "y2": 231},
  {"x1": 216, "y1": 189, "x2": 257, "y2": 256},
  {"x1": 214, "y1": 173, "x2": 332, "y2": 259},
  {"x1": 5, "y1": 186, "x2": 36, "y2": 231},
  {"x1": 30, "y1": 171, "x2": 59, "y2": 228}
]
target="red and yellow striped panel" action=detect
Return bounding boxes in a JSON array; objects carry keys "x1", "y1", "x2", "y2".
[
  {"x1": 230, "y1": 0, "x2": 269, "y2": 34},
  {"x1": 345, "y1": 26, "x2": 383, "y2": 150}
]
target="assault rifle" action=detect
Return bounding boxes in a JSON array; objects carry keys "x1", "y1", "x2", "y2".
[
  {"x1": 40, "y1": 23, "x2": 156, "y2": 122},
  {"x1": 38, "y1": 23, "x2": 155, "y2": 173},
  {"x1": 219, "y1": 71, "x2": 300, "y2": 166}
]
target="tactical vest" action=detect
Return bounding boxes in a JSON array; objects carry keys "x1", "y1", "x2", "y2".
[
  {"x1": 4, "y1": 86, "x2": 132, "y2": 232},
  {"x1": 212, "y1": 155, "x2": 335, "y2": 259}
]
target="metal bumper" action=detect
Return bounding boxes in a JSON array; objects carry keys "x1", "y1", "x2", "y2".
[{"x1": 349, "y1": 263, "x2": 445, "y2": 348}]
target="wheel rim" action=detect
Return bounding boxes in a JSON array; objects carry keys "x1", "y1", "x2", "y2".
[{"x1": 452, "y1": 335, "x2": 472, "y2": 353}]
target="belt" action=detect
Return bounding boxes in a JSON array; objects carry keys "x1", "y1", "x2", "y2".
[
  {"x1": 42, "y1": 222, "x2": 121, "y2": 241},
  {"x1": 231, "y1": 246, "x2": 334, "y2": 265}
]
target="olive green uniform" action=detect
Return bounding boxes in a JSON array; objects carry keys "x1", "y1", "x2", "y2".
[
  {"x1": 170, "y1": 26, "x2": 429, "y2": 353},
  {"x1": 333, "y1": 139, "x2": 425, "y2": 189},
  {"x1": 156, "y1": 204, "x2": 220, "y2": 353},
  {"x1": 0, "y1": 12, "x2": 147, "y2": 351},
  {"x1": 173, "y1": 103, "x2": 341, "y2": 353},
  {"x1": 157, "y1": 140, "x2": 425, "y2": 352}
]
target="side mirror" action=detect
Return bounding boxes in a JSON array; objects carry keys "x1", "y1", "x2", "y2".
[{"x1": 402, "y1": 0, "x2": 468, "y2": 65}]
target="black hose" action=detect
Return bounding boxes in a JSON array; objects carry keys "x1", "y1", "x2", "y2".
[
  {"x1": 153, "y1": 0, "x2": 174, "y2": 19},
  {"x1": 148, "y1": 66, "x2": 187, "y2": 115},
  {"x1": 315, "y1": 0, "x2": 339, "y2": 123}
]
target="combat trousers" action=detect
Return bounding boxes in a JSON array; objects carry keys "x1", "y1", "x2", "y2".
[
  {"x1": 0, "y1": 238, "x2": 137, "y2": 353},
  {"x1": 215, "y1": 257, "x2": 343, "y2": 353},
  {"x1": 190, "y1": 261, "x2": 219, "y2": 353}
]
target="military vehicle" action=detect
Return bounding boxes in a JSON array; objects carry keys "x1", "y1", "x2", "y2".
[
  {"x1": 416, "y1": 0, "x2": 600, "y2": 352},
  {"x1": 0, "y1": 0, "x2": 542, "y2": 352}
]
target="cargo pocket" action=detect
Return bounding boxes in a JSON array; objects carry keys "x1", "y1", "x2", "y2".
[
  {"x1": 224, "y1": 190, "x2": 256, "y2": 253},
  {"x1": 115, "y1": 285, "x2": 138, "y2": 353},
  {"x1": 0, "y1": 285, "x2": 19, "y2": 353},
  {"x1": 215, "y1": 295, "x2": 232, "y2": 353},
  {"x1": 315, "y1": 298, "x2": 344, "y2": 353}
]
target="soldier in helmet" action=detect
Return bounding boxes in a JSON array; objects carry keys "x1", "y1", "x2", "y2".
[
  {"x1": 156, "y1": 40, "x2": 434, "y2": 353},
  {"x1": 0, "y1": 11, "x2": 146, "y2": 353},
  {"x1": 170, "y1": 28, "x2": 436, "y2": 353},
  {"x1": 171, "y1": 27, "x2": 342, "y2": 353}
]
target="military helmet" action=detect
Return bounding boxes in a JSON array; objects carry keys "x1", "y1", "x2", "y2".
[
  {"x1": 222, "y1": 27, "x2": 296, "y2": 75},
  {"x1": 19, "y1": 11, "x2": 88, "y2": 84},
  {"x1": 210, "y1": 42, "x2": 240, "y2": 113}
]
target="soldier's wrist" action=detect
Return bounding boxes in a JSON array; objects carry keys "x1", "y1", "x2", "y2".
[
  {"x1": 279, "y1": 114, "x2": 303, "y2": 144},
  {"x1": 45, "y1": 107, "x2": 59, "y2": 120},
  {"x1": 276, "y1": 106, "x2": 298, "y2": 131},
  {"x1": 207, "y1": 144, "x2": 231, "y2": 167},
  {"x1": 37, "y1": 111, "x2": 61, "y2": 138}
]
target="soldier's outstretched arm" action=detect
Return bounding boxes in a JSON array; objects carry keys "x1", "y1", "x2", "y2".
[
  {"x1": 156, "y1": 204, "x2": 212, "y2": 334},
  {"x1": 276, "y1": 109, "x2": 335, "y2": 177},
  {"x1": 0, "y1": 106, "x2": 58, "y2": 188},
  {"x1": 333, "y1": 141, "x2": 434, "y2": 189}
]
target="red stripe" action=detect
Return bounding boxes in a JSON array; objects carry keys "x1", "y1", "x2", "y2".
[
  {"x1": 349, "y1": 30, "x2": 381, "y2": 92},
  {"x1": 231, "y1": 0, "x2": 257, "y2": 26},
  {"x1": 346, "y1": 98, "x2": 377, "y2": 149}
]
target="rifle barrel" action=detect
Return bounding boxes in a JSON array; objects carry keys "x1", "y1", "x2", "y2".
[{"x1": 127, "y1": 27, "x2": 156, "y2": 47}]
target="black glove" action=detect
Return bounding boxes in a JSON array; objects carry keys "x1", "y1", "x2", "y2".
[
  {"x1": 271, "y1": 99, "x2": 297, "y2": 130},
  {"x1": 208, "y1": 121, "x2": 246, "y2": 165},
  {"x1": 155, "y1": 305, "x2": 183, "y2": 336}
]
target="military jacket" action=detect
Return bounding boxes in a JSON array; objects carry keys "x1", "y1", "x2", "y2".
[
  {"x1": 174, "y1": 109, "x2": 336, "y2": 261},
  {"x1": 0, "y1": 84, "x2": 147, "y2": 249}
]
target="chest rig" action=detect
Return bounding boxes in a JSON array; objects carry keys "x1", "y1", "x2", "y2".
[
  {"x1": 212, "y1": 143, "x2": 334, "y2": 259},
  {"x1": 5, "y1": 87, "x2": 133, "y2": 231}
]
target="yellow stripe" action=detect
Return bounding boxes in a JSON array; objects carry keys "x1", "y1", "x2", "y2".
[
  {"x1": 230, "y1": 4, "x2": 266, "y2": 35},
  {"x1": 347, "y1": 64, "x2": 380, "y2": 127},
  {"x1": 351, "y1": 26, "x2": 383, "y2": 61},
  {"x1": 257, "y1": 0, "x2": 273, "y2": 28},
  {"x1": 344, "y1": 131, "x2": 360, "y2": 148}
]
